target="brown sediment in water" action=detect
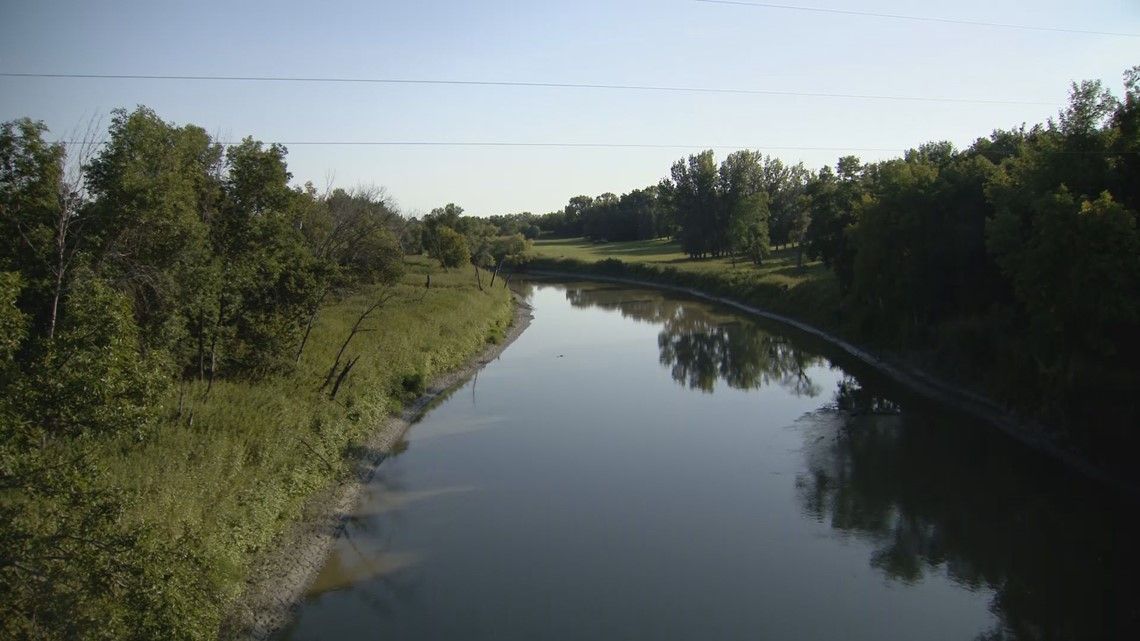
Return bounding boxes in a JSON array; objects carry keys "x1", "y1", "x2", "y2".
[{"x1": 219, "y1": 293, "x2": 533, "y2": 641}]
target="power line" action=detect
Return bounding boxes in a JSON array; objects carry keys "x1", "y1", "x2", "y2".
[
  {"x1": 0, "y1": 72, "x2": 1055, "y2": 106},
  {"x1": 54, "y1": 140, "x2": 907, "y2": 152},
  {"x1": 53, "y1": 139, "x2": 1135, "y2": 155},
  {"x1": 693, "y1": 0, "x2": 1140, "y2": 38}
]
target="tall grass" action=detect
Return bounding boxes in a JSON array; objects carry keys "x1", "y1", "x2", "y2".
[{"x1": 99, "y1": 257, "x2": 513, "y2": 633}]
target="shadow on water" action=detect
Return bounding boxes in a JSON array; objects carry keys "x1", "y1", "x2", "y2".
[
  {"x1": 287, "y1": 279, "x2": 1140, "y2": 641},
  {"x1": 563, "y1": 283, "x2": 825, "y2": 396},
  {"x1": 799, "y1": 380, "x2": 1140, "y2": 640}
]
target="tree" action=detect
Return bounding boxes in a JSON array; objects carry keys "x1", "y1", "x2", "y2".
[
  {"x1": 805, "y1": 158, "x2": 866, "y2": 291},
  {"x1": 84, "y1": 107, "x2": 220, "y2": 364},
  {"x1": 430, "y1": 226, "x2": 470, "y2": 269},
  {"x1": 758, "y1": 157, "x2": 809, "y2": 249},
  {"x1": 719, "y1": 150, "x2": 770, "y2": 262},
  {"x1": 0, "y1": 118, "x2": 95, "y2": 340},
  {"x1": 661, "y1": 150, "x2": 721, "y2": 258}
]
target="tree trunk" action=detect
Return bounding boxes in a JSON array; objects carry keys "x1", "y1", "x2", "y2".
[
  {"x1": 206, "y1": 335, "x2": 218, "y2": 396},
  {"x1": 296, "y1": 287, "x2": 330, "y2": 364},
  {"x1": 329, "y1": 355, "x2": 360, "y2": 400},
  {"x1": 197, "y1": 314, "x2": 206, "y2": 380},
  {"x1": 47, "y1": 269, "x2": 63, "y2": 340},
  {"x1": 489, "y1": 259, "x2": 503, "y2": 288},
  {"x1": 322, "y1": 291, "x2": 394, "y2": 391}
]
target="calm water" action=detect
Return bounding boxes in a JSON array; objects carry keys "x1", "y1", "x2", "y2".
[{"x1": 284, "y1": 280, "x2": 1138, "y2": 641}]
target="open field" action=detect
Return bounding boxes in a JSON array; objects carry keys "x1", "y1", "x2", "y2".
[
  {"x1": 533, "y1": 237, "x2": 823, "y2": 284},
  {"x1": 529, "y1": 237, "x2": 842, "y2": 328}
]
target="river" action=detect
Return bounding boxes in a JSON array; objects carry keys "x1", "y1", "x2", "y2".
[{"x1": 283, "y1": 279, "x2": 1138, "y2": 640}]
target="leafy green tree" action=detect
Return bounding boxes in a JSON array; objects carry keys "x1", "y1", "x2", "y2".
[
  {"x1": 430, "y1": 226, "x2": 470, "y2": 269},
  {"x1": 805, "y1": 157, "x2": 867, "y2": 291},
  {"x1": 758, "y1": 156, "x2": 810, "y2": 249},
  {"x1": 0, "y1": 119, "x2": 82, "y2": 340},
  {"x1": 661, "y1": 150, "x2": 721, "y2": 258},
  {"x1": 400, "y1": 218, "x2": 425, "y2": 254},
  {"x1": 15, "y1": 272, "x2": 167, "y2": 440},
  {"x1": 987, "y1": 189, "x2": 1139, "y2": 427},
  {"x1": 422, "y1": 203, "x2": 464, "y2": 258},
  {"x1": 1110, "y1": 66, "x2": 1140, "y2": 211},
  {"x1": 0, "y1": 106, "x2": 413, "y2": 640},
  {"x1": 84, "y1": 107, "x2": 220, "y2": 364},
  {"x1": 719, "y1": 150, "x2": 771, "y2": 262},
  {"x1": 0, "y1": 269, "x2": 215, "y2": 641}
]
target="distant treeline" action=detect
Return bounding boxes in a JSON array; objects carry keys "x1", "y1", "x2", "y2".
[
  {"x1": 527, "y1": 68, "x2": 1140, "y2": 451},
  {"x1": 401, "y1": 203, "x2": 532, "y2": 272}
]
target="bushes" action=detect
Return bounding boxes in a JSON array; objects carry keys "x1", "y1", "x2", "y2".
[{"x1": 0, "y1": 100, "x2": 514, "y2": 640}]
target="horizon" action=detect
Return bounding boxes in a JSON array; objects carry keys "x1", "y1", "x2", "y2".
[{"x1": 2, "y1": 0, "x2": 1138, "y2": 216}]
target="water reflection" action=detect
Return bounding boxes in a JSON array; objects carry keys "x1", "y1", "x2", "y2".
[
  {"x1": 287, "y1": 281, "x2": 1140, "y2": 641},
  {"x1": 833, "y1": 376, "x2": 901, "y2": 415},
  {"x1": 798, "y1": 381, "x2": 1140, "y2": 640},
  {"x1": 565, "y1": 284, "x2": 823, "y2": 395}
]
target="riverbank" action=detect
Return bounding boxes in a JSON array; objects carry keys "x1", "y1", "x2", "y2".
[
  {"x1": 218, "y1": 281, "x2": 532, "y2": 641},
  {"x1": 59, "y1": 258, "x2": 519, "y2": 640},
  {"x1": 522, "y1": 255, "x2": 1138, "y2": 496}
]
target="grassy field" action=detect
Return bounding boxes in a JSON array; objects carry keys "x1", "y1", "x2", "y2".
[
  {"x1": 99, "y1": 256, "x2": 514, "y2": 635},
  {"x1": 530, "y1": 237, "x2": 842, "y2": 328}
]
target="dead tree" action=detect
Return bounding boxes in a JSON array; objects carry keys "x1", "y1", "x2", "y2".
[
  {"x1": 473, "y1": 263, "x2": 484, "y2": 291},
  {"x1": 295, "y1": 285, "x2": 331, "y2": 364},
  {"x1": 18, "y1": 116, "x2": 102, "y2": 340},
  {"x1": 489, "y1": 258, "x2": 504, "y2": 288},
  {"x1": 321, "y1": 289, "x2": 397, "y2": 392},
  {"x1": 329, "y1": 355, "x2": 361, "y2": 400}
]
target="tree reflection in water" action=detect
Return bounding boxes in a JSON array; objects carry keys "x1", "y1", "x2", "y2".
[
  {"x1": 562, "y1": 281, "x2": 1139, "y2": 639},
  {"x1": 797, "y1": 385, "x2": 1140, "y2": 641},
  {"x1": 564, "y1": 284, "x2": 823, "y2": 396}
]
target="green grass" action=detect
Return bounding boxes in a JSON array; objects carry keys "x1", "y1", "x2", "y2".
[
  {"x1": 530, "y1": 237, "x2": 842, "y2": 329},
  {"x1": 100, "y1": 256, "x2": 513, "y2": 634}
]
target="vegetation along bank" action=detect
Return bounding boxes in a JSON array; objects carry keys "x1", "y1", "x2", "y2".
[
  {"x1": 1, "y1": 110, "x2": 525, "y2": 640},
  {"x1": 518, "y1": 68, "x2": 1140, "y2": 489}
]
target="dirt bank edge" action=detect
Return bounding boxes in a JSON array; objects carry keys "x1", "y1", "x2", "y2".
[{"x1": 219, "y1": 292, "x2": 533, "y2": 641}]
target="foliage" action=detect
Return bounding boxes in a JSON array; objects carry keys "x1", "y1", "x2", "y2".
[
  {"x1": 0, "y1": 107, "x2": 511, "y2": 640},
  {"x1": 528, "y1": 240, "x2": 840, "y2": 329},
  {"x1": 656, "y1": 150, "x2": 775, "y2": 260},
  {"x1": 429, "y1": 226, "x2": 470, "y2": 269},
  {"x1": 550, "y1": 66, "x2": 1140, "y2": 455}
]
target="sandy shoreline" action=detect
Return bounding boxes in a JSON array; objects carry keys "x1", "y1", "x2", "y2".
[{"x1": 219, "y1": 292, "x2": 533, "y2": 641}]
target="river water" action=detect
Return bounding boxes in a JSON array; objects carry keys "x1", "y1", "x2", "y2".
[{"x1": 283, "y1": 280, "x2": 1138, "y2": 641}]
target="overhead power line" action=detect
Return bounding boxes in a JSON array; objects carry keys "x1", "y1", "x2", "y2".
[
  {"x1": 692, "y1": 0, "x2": 1140, "y2": 38},
  {"x1": 54, "y1": 140, "x2": 907, "y2": 152},
  {"x1": 0, "y1": 72, "x2": 1054, "y2": 106},
  {"x1": 52, "y1": 139, "x2": 1136, "y2": 155}
]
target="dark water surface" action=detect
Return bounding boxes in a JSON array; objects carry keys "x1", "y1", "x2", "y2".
[{"x1": 284, "y1": 280, "x2": 1138, "y2": 641}]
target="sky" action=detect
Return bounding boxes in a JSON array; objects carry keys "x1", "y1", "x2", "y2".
[{"x1": 1, "y1": 0, "x2": 1138, "y2": 217}]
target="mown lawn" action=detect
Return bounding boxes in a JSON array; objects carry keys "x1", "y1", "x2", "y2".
[
  {"x1": 530, "y1": 237, "x2": 843, "y2": 330},
  {"x1": 532, "y1": 237, "x2": 829, "y2": 288}
]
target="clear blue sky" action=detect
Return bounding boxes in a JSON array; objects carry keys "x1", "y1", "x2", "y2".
[{"x1": 2, "y1": 0, "x2": 1137, "y2": 216}]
